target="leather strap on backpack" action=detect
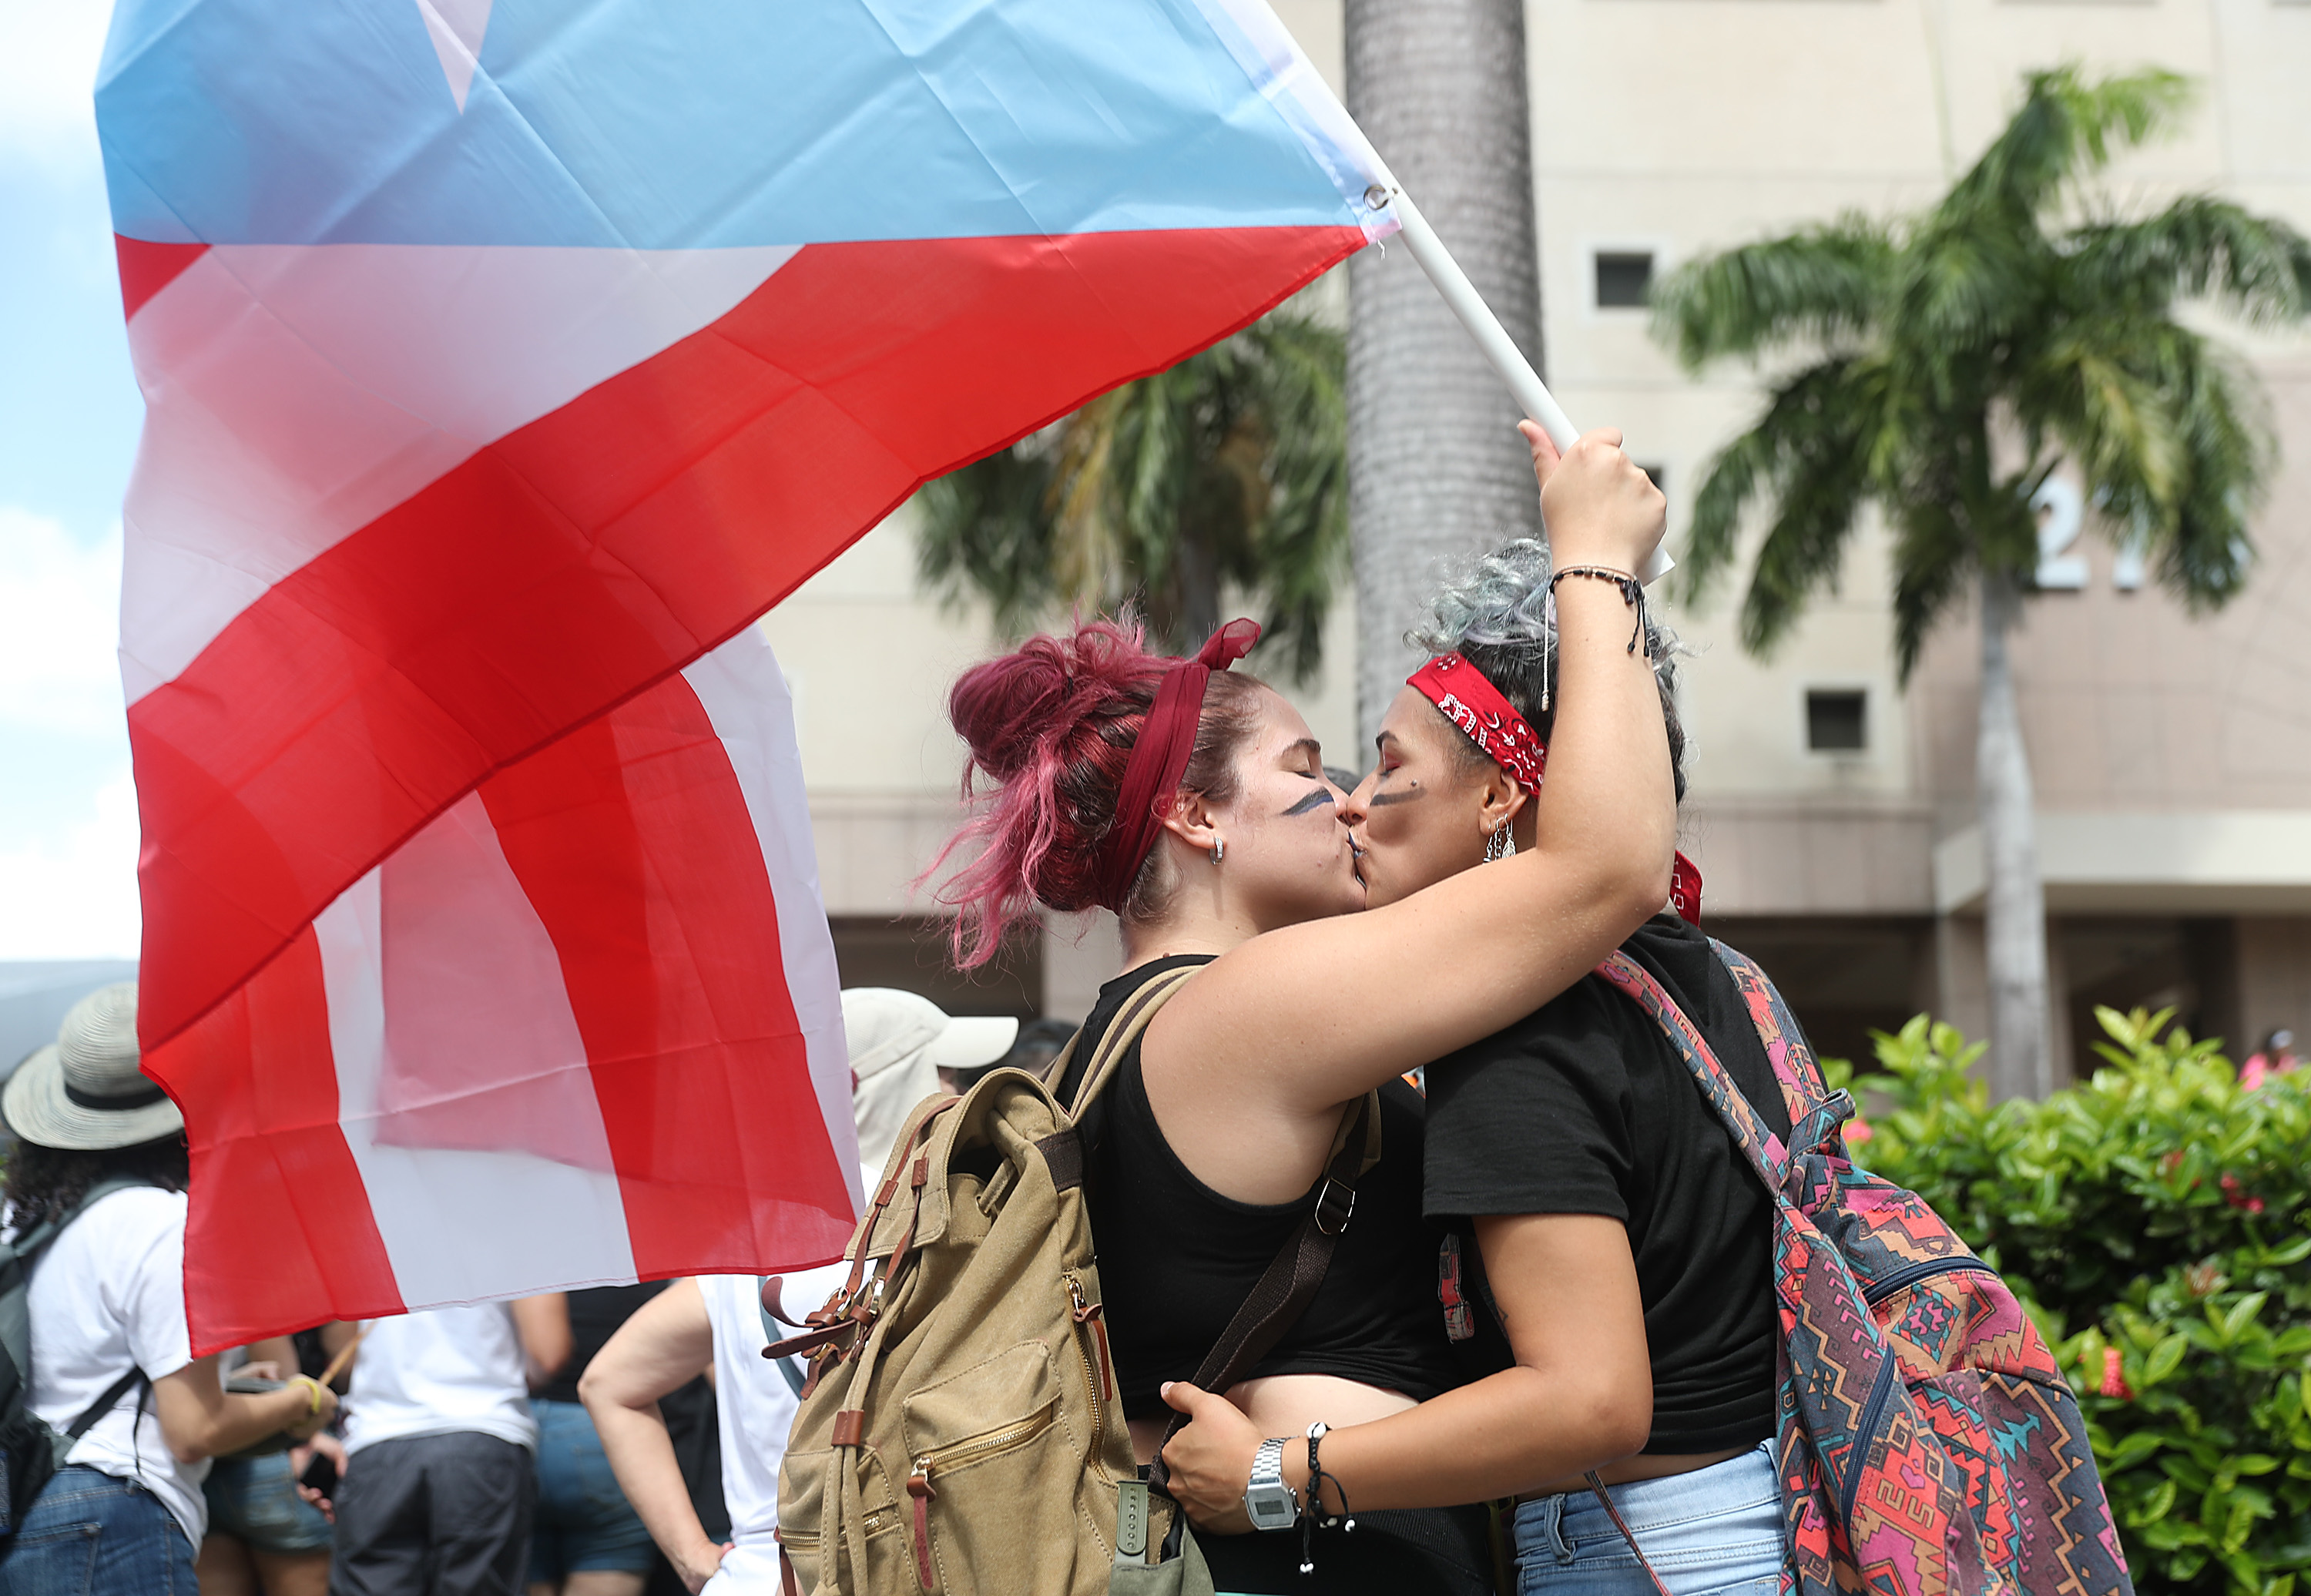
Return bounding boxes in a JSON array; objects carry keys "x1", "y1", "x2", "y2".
[
  {"x1": 1583, "y1": 1473, "x2": 1675, "y2": 1596},
  {"x1": 1145, "y1": 1088, "x2": 1377, "y2": 1495}
]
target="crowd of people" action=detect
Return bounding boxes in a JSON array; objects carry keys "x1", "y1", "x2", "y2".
[
  {"x1": 0, "y1": 976, "x2": 1044, "y2": 1596},
  {"x1": 2, "y1": 425, "x2": 1862, "y2": 1595}
]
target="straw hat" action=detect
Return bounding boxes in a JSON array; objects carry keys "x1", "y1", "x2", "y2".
[
  {"x1": 842, "y1": 989, "x2": 1018, "y2": 1180},
  {"x1": 2, "y1": 983, "x2": 182, "y2": 1151}
]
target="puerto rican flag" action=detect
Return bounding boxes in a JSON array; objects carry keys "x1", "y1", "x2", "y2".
[{"x1": 99, "y1": 0, "x2": 1393, "y2": 1348}]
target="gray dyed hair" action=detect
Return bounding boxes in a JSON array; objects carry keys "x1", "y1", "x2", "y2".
[{"x1": 1408, "y1": 538, "x2": 1688, "y2": 800}]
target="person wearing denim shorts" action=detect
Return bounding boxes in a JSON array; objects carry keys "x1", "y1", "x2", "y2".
[{"x1": 527, "y1": 1286, "x2": 662, "y2": 1596}]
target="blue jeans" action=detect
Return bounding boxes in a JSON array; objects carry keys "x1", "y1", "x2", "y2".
[
  {"x1": 527, "y1": 1400, "x2": 653, "y2": 1581},
  {"x1": 1512, "y1": 1443, "x2": 1788, "y2": 1595},
  {"x1": 0, "y1": 1465, "x2": 198, "y2": 1596}
]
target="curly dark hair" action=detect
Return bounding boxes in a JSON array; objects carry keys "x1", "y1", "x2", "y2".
[{"x1": 4, "y1": 1134, "x2": 190, "y2": 1232}]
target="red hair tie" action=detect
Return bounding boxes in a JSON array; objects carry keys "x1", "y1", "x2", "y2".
[
  {"x1": 1092, "y1": 619, "x2": 1262, "y2": 912},
  {"x1": 1407, "y1": 652, "x2": 1702, "y2": 925}
]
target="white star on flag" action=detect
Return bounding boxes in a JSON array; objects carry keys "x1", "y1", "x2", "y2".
[{"x1": 415, "y1": 0, "x2": 491, "y2": 112}]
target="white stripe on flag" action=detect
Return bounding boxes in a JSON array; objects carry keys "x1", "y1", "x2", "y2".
[
  {"x1": 683, "y1": 629, "x2": 864, "y2": 1216},
  {"x1": 119, "y1": 243, "x2": 800, "y2": 701},
  {"x1": 314, "y1": 818, "x2": 640, "y2": 1307}
]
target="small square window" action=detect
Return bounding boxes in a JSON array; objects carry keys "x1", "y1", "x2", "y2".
[
  {"x1": 1806, "y1": 690, "x2": 1867, "y2": 753},
  {"x1": 1595, "y1": 252, "x2": 1654, "y2": 308}
]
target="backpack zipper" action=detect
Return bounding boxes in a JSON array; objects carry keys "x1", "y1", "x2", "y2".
[
  {"x1": 1838, "y1": 1355, "x2": 1899, "y2": 1524},
  {"x1": 1860, "y1": 1256, "x2": 1994, "y2": 1306},
  {"x1": 904, "y1": 1406, "x2": 1057, "y2": 1591},
  {"x1": 1065, "y1": 1272, "x2": 1112, "y2": 1440}
]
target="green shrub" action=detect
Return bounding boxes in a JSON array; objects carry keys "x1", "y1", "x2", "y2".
[{"x1": 1826, "y1": 1008, "x2": 2311, "y2": 1596}]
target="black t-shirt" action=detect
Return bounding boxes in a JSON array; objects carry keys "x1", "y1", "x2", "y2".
[
  {"x1": 536, "y1": 1282, "x2": 667, "y2": 1405},
  {"x1": 1055, "y1": 957, "x2": 1462, "y2": 1417},
  {"x1": 1423, "y1": 915, "x2": 1793, "y2": 1454}
]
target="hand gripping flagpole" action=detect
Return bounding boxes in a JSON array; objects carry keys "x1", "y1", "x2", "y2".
[{"x1": 1370, "y1": 181, "x2": 1674, "y2": 584}]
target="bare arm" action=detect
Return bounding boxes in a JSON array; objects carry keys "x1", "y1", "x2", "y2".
[
  {"x1": 512, "y1": 1293, "x2": 572, "y2": 1390},
  {"x1": 580, "y1": 1279, "x2": 727, "y2": 1594},
  {"x1": 1146, "y1": 429, "x2": 1677, "y2": 1182},
  {"x1": 1158, "y1": 1213, "x2": 1651, "y2": 1519},
  {"x1": 154, "y1": 1353, "x2": 338, "y2": 1466}
]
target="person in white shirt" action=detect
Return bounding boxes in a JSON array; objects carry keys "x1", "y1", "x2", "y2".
[
  {"x1": 331, "y1": 1299, "x2": 570, "y2": 1596},
  {"x1": 0, "y1": 983, "x2": 336, "y2": 1596},
  {"x1": 577, "y1": 1270, "x2": 836, "y2": 1594}
]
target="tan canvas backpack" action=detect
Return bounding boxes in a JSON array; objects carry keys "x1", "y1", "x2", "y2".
[{"x1": 770, "y1": 967, "x2": 1375, "y2": 1596}]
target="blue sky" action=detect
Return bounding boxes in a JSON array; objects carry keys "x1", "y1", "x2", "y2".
[{"x1": 0, "y1": 0, "x2": 146, "y2": 957}]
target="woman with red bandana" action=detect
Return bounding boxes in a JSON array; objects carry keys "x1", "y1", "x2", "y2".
[
  {"x1": 926, "y1": 424, "x2": 1673, "y2": 1593},
  {"x1": 1159, "y1": 535, "x2": 1797, "y2": 1595}
]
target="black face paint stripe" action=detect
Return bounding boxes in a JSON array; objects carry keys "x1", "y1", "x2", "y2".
[
  {"x1": 1281, "y1": 790, "x2": 1333, "y2": 817},
  {"x1": 1366, "y1": 786, "x2": 1424, "y2": 806}
]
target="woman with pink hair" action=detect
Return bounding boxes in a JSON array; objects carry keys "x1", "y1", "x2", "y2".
[{"x1": 925, "y1": 424, "x2": 1675, "y2": 1593}]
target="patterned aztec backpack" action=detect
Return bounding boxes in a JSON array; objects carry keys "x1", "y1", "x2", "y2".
[{"x1": 1593, "y1": 943, "x2": 2134, "y2": 1596}]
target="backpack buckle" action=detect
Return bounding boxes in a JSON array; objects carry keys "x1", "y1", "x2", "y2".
[{"x1": 1313, "y1": 1178, "x2": 1355, "y2": 1236}]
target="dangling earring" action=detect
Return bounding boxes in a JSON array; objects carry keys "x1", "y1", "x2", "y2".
[
  {"x1": 1209, "y1": 839, "x2": 1226, "y2": 866},
  {"x1": 1483, "y1": 823, "x2": 1515, "y2": 864}
]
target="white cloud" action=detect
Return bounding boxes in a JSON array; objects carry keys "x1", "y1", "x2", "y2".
[
  {"x1": 0, "y1": 507, "x2": 123, "y2": 736},
  {"x1": 0, "y1": 0, "x2": 110, "y2": 171},
  {"x1": 0, "y1": 765, "x2": 139, "y2": 957}
]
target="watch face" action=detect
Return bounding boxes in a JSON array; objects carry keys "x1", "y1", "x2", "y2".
[{"x1": 1244, "y1": 1482, "x2": 1297, "y2": 1531}]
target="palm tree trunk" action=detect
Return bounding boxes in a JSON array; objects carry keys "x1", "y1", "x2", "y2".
[
  {"x1": 1343, "y1": 0, "x2": 1542, "y2": 749},
  {"x1": 1977, "y1": 568, "x2": 2054, "y2": 1098}
]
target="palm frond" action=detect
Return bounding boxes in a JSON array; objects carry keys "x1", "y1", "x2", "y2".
[
  {"x1": 1887, "y1": 493, "x2": 1974, "y2": 680},
  {"x1": 914, "y1": 442, "x2": 1059, "y2": 633},
  {"x1": 1942, "y1": 65, "x2": 2192, "y2": 230},
  {"x1": 2065, "y1": 196, "x2": 2311, "y2": 327},
  {"x1": 1679, "y1": 358, "x2": 1885, "y2": 651},
  {"x1": 1649, "y1": 217, "x2": 1897, "y2": 371}
]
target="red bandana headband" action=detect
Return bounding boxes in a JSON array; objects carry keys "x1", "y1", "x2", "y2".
[
  {"x1": 1406, "y1": 653, "x2": 1547, "y2": 790},
  {"x1": 1092, "y1": 618, "x2": 1263, "y2": 912},
  {"x1": 1407, "y1": 651, "x2": 1702, "y2": 926}
]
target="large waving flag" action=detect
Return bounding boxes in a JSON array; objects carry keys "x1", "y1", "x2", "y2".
[{"x1": 99, "y1": 0, "x2": 1391, "y2": 1346}]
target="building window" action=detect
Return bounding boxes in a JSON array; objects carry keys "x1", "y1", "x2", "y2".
[
  {"x1": 1806, "y1": 689, "x2": 1867, "y2": 753},
  {"x1": 1595, "y1": 252, "x2": 1654, "y2": 308}
]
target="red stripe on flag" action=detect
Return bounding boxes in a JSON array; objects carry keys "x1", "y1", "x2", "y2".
[
  {"x1": 476, "y1": 672, "x2": 857, "y2": 1274},
  {"x1": 115, "y1": 236, "x2": 210, "y2": 321},
  {"x1": 130, "y1": 223, "x2": 1366, "y2": 1047},
  {"x1": 143, "y1": 927, "x2": 403, "y2": 1354}
]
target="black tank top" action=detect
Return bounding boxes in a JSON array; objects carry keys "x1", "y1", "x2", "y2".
[{"x1": 1055, "y1": 955, "x2": 1461, "y2": 1418}]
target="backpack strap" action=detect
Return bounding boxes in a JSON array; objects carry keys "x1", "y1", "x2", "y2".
[
  {"x1": 1593, "y1": 951, "x2": 1797, "y2": 1190},
  {"x1": 1065, "y1": 965, "x2": 1201, "y2": 1120},
  {"x1": 1581, "y1": 1474, "x2": 1675, "y2": 1596},
  {"x1": 55, "y1": 1366, "x2": 149, "y2": 1460},
  {"x1": 0, "y1": 1177, "x2": 166, "y2": 1394},
  {"x1": 1145, "y1": 1088, "x2": 1379, "y2": 1494},
  {"x1": 1706, "y1": 939, "x2": 1833, "y2": 1125}
]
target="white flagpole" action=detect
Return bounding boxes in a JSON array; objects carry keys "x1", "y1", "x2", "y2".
[{"x1": 1375, "y1": 183, "x2": 1674, "y2": 584}]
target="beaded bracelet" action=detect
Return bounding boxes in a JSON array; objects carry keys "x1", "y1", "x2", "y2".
[
  {"x1": 1540, "y1": 564, "x2": 1649, "y2": 712},
  {"x1": 1300, "y1": 1421, "x2": 1353, "y2": 1574}
]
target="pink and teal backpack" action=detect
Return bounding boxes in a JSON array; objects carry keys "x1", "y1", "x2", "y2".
[{"x1": 1596, "y1": 942, "x2": 2133, "y2": 1596}]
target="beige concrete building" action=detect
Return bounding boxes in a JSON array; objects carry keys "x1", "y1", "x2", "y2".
[{"x1": 762, "y1": 0, "x2": 2311, "y2": 1078}]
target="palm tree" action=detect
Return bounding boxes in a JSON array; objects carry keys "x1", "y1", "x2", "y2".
[
  {"x1": 1343, "y1": 0, "x2": 1544, "y2": 747},
  {"x1": 1653, "y1": 67, "x2": 2311, "y2": 1098},
  {"x1": 914, "y1": 310, "x2": 1347, "y2": 680}
]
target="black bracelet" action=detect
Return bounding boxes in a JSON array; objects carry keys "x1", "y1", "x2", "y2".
[
  {"x1": 1540, "y1": 565, "x2": 1650, "y2": 712},
  {"x1": 1299, "y1": 1422, "x2": 1353, "y2": 1574}
]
